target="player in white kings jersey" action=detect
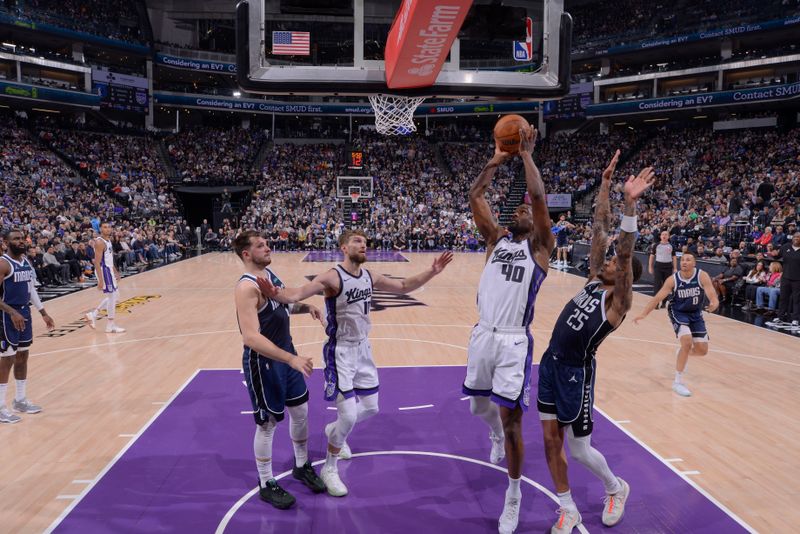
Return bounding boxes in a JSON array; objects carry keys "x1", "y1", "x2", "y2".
[
  {"x1": 259, "y1": 230, "x2": 452, "y2": 497},
  {"x1": 464, "y1": 127, "x2": 555, "y2": 534}
]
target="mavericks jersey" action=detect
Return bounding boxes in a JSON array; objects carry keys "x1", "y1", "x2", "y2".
[
  {"x1": 1, "y1": 255, "x2": 34, "y2": 307},
  {"x1": 237, "y1": 269, "x2": 294, "y2": 354},
  {"x1": 671, "y1": 269, "x2": 705, "y2": 314},
  {"x1": 547, "y1": 280, "x2": 619, "y2": 366},
  {"x1": 477, "y1": 236, "x2": 546, "y2": 328},
  {"x1": 325, "y1": 265, "x2": 373, "y2": 342}
]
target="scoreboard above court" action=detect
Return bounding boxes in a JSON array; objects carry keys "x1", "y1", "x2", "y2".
[
  {"x1": 91, "y1": 67, "x2": 149, "y2": 114},
  {"x1": 543, "y1": 82, "x2": 592, "y2": 121}
]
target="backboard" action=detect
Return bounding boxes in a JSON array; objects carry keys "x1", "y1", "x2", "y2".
[{"x1": 236, "y1": 0, "x2": 571, "y2": 100}]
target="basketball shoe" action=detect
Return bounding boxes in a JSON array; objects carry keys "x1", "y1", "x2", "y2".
[
  {"x1": 292, "y1": 461, "x2": 326, "y2": 493},
  {"x1": 551, "y1": 508, "x2": 581, "y2": 533},
  {"x1": 0, "y1": 406, "x2": 21, "y2": 424},
  {"x1": 258, "y1": 479, "x2": 295, "y2": 509},
  {"x1": 489, "y1": 432, "x2": 505, "y2": 464},
  {"x1": 602, "y1": 477, "x2": 630, "y2": 526},
  {"x1": 320, "y1": 466, "x2": 348, "y2": 497},
  {"x1": 12, "y1": 399, "x2": 42, "y2": 414},
  {"x1": 498, "y1": 490, "x2": 521, "y2": 533}
]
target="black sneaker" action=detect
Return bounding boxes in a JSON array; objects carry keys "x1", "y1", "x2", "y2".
[
  {"x1": 292, "y1": 461, "x2": 327, "y2": 494},
  {"x1": 259, "y1": 479, "x2": 296, "y2": 509}
]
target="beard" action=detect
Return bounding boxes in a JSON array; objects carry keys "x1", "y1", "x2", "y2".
[
  {"x1": 8, "y1": 243, "x2": 26, "y2": 256},
  {"x1": 349, "y1": 251, "x2": 367, "y2": 264}
]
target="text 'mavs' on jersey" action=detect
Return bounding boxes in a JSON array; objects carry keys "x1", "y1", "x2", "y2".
[
  {"x1": 237, "y1": 269, "x2": 294, "y2": 353},
  {"x1": 671, "y1": 268, "x2": 705, "y2": 313},
  {"x1": 547, "y1": 280, "x2": 619, "y2": 366},
  {"x1": 477, "y1": 236, "x2": 547, "y2": 328},
  {"x1": 326, "y1": 265, "x2": 373, "y2": 342},
  {"x1": 1, "y1": 254, "x2": 34, "y2": 307}
]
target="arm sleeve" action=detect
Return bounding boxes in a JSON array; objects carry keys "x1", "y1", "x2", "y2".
[{"x1": 29, "y1": 279, "x2": 44, "y2": 311}]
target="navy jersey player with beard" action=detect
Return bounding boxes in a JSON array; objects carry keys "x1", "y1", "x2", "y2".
[{"x1": 538, "y1": 152, "x2": 654, "y2": 533}]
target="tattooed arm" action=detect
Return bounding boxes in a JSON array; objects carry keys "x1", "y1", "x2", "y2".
[
  {"x1": 607, "y1": 167, "x2": 655, "y2": 327},
  {"x1": 588, "y1": 150, "x2": 620, "y2": 281}
]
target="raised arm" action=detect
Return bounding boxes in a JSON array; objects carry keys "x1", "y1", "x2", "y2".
[
  {"x1": 698, "y1": 270, "x2": 719, "y2": 313},
  {"x1": 469, "y1": 145, "x2": 510, "y2": 245},
  {"x1": 634, "y1": 274, "x2": 675, "y2": 323},
  {"x1": 235, "y1": 282, "x2": 313, "y2": 376},
  {"x1": 607, "y1": 166, "x2": 655, "y2": 327},
  {"x1": 372, "y1": 252, "x2": 453, "y2": 294},
  {"x1": 519, "y1": 128, "x2": 555, "y2": 262},
  {"x1": 589, "y1": 150, "x2": 620, "y2": 281}
]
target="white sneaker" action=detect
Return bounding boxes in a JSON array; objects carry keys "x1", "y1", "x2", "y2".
[
  {"x1": 551, "y1": 508, "x2": 581, "y2": 534},
  {"x1": 498, "y1": 490, "x2": 521, "y2": 533},
  {"x1": 489, "y1": 432, "x2": 505, "y2": 464},
  {"x1": 602, "y1": 477, "x2": 630, "y2": 526},
  {"x1": 105, "y1": 325, "x2": 126, "y2": 333},
  {"x1": 0, "y1": 406, "x2": 21, "y2": 424},
  {"x1": 320, "y1": 466, "x2": 348, "y2": 497},
  {"x1": 325, "y1": 422, "x2": 351, "y2": 460},
  {"x1": 672, "y1": 382, "x2": 691, "y2": 397},
  {"x1": 85, "y1": 311, "x2": 96, "y2": 329},
  {"x1": 12, "y1": 399, "x2": 42, "y2": 414}
]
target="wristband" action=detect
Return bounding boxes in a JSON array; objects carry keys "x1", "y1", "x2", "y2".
[{"x1": 620, "y1": 215, "x2": 638, "y2": 233}]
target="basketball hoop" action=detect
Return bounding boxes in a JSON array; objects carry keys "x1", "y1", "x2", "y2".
[
  {"x1": 350, "y1": 192, "x2": 361, "y2": 203},
  {"x1": 368, "y1": 94, "x2": 426, "y2": 136}
]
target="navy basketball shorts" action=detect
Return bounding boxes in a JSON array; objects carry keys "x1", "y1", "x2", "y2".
[
  {"x1": 0, "y1": 305, "x2": 33, "y2": 357},
  {"x1": 667, "y1": 305, "x2": 709, "y2": 341},
  {"x1": 242, "y1": 347, "x2": 308, "y2": 425},
  {"x1": 537, "y1": 349, "x2": 596, "y2": 438}
]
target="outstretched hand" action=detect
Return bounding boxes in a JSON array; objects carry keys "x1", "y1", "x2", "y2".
[
  {"x1": 602, "y1": 149, "x2": 621, "y2": 182},
  {"x1": 624, "y1": 167, "x2": 656, "y2": 200},
  {"x1": 256, "y1": 276, "x2": 280, "y2": 300},
  {"x1": 491, "y1": 141, "x2": 513, "y2": 164},
  {"x1": 518, "y1": 126, "x2": 537, "y2": 155},
  {"x1": 431, "y1": 251, "x2": 454, "y2": 275},
  {"x1": 307, "y1": 304, "x2": 326, "y2": 327}
]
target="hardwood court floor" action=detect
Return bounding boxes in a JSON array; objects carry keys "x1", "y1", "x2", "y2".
[{"x1": 1, "y1": 252, "x2": 797, "y2": 533}]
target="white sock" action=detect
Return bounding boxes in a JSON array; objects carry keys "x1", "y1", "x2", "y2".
[
  {"x1": 0, "y1": 383, "x2": 7, "y2": 407},
  {"x1": 558, "y1": 490, "x2": 578, "y2": 512},
  {"x1": 674, "y1": 371, "x2": 683, "y2": 384},
  {"x1": 287, "y1": 404, "x2": 308, "y2": 468},
  {"x1": 325, "y1": 450, "x2": 339, "y2": 470},
  {"x1": 15, "y1": 379, "x2": 26, "y2": 401},
  {"x1": 507, "y1": 475, "x2": 521, "y2": 498},
  {"x1": 254, "y1": 420, "x2": 276, "y2": 484}
]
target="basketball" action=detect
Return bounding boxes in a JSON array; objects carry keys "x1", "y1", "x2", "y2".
[{"x1": 493, "y1": 114, "x2": 530, "y2": 153}]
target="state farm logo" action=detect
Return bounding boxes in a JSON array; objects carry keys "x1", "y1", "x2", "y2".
[
  {"x1": 408, "y1": 64, "x2": 435, "y2": 77},
  {"x1": 411, "y1": 4, "x2": 464, "y2": 70}
]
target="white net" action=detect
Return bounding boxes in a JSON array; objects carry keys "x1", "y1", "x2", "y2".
[{"x1": 368, "y1": 94, "x2": 426, "y2": 136}]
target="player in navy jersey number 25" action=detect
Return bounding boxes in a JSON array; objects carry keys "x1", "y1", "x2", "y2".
[{"x1": 537, "y1": 151, "x2": 654, "y2": 533}]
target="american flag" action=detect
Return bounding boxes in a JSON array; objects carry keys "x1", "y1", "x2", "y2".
[{"x1": 272, "y1": 31, "x2": 310, "y2": 55}]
